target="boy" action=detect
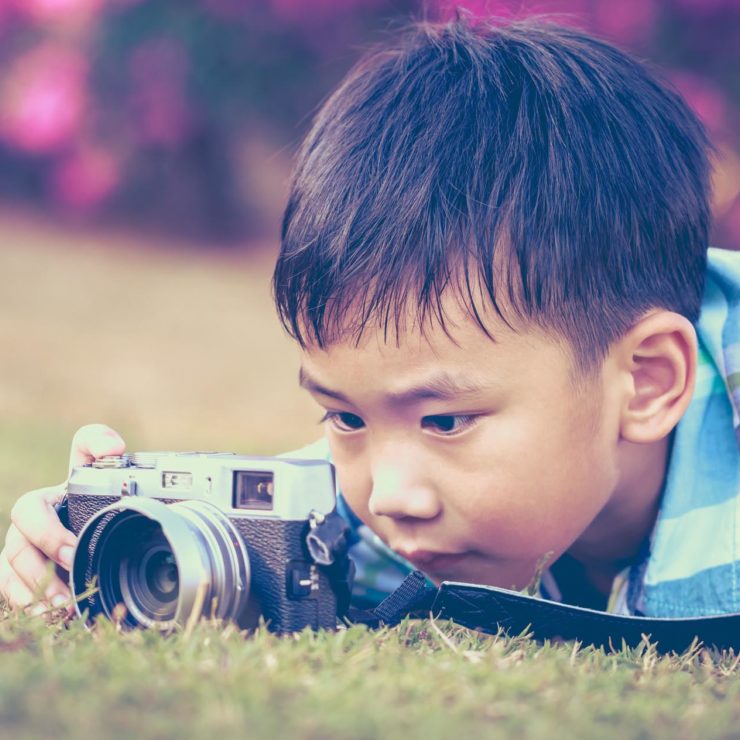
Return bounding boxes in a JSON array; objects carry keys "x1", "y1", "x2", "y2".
[{"x1": 2, "y1": 18, "x2": 737, "y2": 619}]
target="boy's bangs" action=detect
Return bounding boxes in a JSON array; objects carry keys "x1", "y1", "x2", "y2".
[
  {"x1": 275, "y1": 199, "x2": 521, "y2": 350},
  {"x1": 288, "y1": 255, "x2": 502, "y2": 350}
]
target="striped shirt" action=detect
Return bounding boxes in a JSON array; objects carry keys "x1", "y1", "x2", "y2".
[{"x1": 636, "y1": 247, "x2": 740, "y2": 617}]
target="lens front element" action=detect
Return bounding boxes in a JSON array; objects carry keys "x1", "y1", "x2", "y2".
[
  {"x1": 144, "y1": 549, "x2": 179, "y2": 601},
  {"x1": 120, "y1": 528, "x2": 180, "y2": 625},
  {"x1": 71, "y1": 498, "x2": 250, "y2": 631}
]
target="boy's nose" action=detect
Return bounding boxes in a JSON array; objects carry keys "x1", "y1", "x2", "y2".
[{"x1": 367, "y1": 463, "x2": 441, "y2": 521}]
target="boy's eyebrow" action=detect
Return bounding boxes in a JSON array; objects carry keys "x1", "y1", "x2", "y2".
[{"x1": 298, "y1": 367, "x2": 487, "y2": 404}]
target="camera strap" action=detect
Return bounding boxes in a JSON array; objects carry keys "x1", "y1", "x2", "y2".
[{"x1": 346, "y1": 570, "x2": 740, "y2": 654}]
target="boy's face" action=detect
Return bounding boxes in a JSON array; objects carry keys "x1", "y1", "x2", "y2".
[{"x1": 299, "y1": 300, "x2": 623, "y2": 590}]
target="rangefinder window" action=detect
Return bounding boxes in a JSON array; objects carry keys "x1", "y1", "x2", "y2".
[
  {"x1": 162, "y1": 471, "x2": 193, "y2": 489},
  {"x1": 233, "y1": 471, "x2": 274, "y2": 510}
]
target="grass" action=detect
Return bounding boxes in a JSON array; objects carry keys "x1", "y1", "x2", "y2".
[
  {"x1": 1, "y1": 609, "x2": 739, "y2": 740},
  {"x1": 1, "y1": 217, "x2": 739, "y2": 739}
]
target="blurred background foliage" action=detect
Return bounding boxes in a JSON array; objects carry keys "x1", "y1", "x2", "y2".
[{"x1": 0, "y1": 0, "x2": 736, "y2": 247}]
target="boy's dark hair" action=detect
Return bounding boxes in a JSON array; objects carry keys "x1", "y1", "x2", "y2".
[{"x1": 273, "y1": 18, "x2": 712, "y2": 375}]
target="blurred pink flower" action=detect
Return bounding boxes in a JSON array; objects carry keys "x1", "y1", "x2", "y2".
[
  {"x1": 671, "y1": 71, "x2": 729, "y2": 136},
  {"x1": 49, "y1": 145, "x2": 120, "y2": 210},
  {"x1": 0, "y1": 1, "x2": 13, "y2": 30},
  {"x1": 129, "y1": 39, "x2": 192, "y2": 148},
  {"x1": 0, "y1": 44, "x2": 87, "y2": 154},
  {"x1": 10, "y1": 0, "x2": 102, "y2": 25}
]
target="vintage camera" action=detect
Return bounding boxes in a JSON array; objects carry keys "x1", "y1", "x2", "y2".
[{"x1": 62, "y1": 452, "x2": 354, "y2": 633}]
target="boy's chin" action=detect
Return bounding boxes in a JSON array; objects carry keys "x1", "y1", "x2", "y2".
[{"x1": 421, "y1": 554, "x2": 539, "y2": 592}]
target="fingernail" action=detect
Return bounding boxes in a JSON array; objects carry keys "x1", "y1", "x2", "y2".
[
  {"x1": 58, "y1": 546, "x2": 74, "y2": 570},
  {"x1": 51, "y1": 594, "x2": 68, "y2": 608}
]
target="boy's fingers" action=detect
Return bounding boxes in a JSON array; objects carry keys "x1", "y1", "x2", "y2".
[
  {"x1": 3, "y1": 528, "x2": 70, "y2": 600},
  {"x1": 68, "y1": 423, "x2": 126, "y2": 474},
  {"x1": 9, "y1": 487, "x2": 77, "y2": 566},
  {"x1": 6, "y1": 578, "x2": 35, "y2": 610},
  {"x1": 0, "y1": 552, "x2": 35, "y2": 608}
]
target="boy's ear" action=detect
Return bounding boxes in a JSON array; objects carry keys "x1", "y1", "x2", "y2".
[{"x1": 613, "y1": 310, "x2": 698, "y2": 444}]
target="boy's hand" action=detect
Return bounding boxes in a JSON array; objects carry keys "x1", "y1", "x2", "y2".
[{"x1": 0, "y1": 424, "x2": 126, "y2": 612}]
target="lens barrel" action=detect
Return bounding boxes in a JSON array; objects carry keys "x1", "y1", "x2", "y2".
[{"x1": 71, "y1": 498, "x2": 251, "y2": 630}]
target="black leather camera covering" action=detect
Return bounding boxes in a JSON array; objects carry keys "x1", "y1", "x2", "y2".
[{"x1": 232, "y1": 517, "x2": 338, "y2": 632}]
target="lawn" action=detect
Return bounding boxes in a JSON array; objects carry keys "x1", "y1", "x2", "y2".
[{"x1": 1, "y1": 216, "x2": 739, "y2": 739}]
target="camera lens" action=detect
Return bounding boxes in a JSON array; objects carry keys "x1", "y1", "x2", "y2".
[
  {"x1": 144, "y1": 550, "x2": 179, "y2": 600},
  {"x1": 72, "y1": 499, "x2": 250, "y2": 631},
  {"x1": 116, "y1": 524, "x2": 180, "y2": 625},
  {"x1": 92, "y1": 516, "x2": 182, "y2": 628}
]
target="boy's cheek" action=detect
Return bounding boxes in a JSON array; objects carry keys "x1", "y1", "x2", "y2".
[{"x1": 456, "y1": 497, "x2": 574, "y2": 560}]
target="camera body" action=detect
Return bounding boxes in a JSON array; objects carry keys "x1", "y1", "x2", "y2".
[{"x1": 65, "y1": 451, "x2": 351, "y2": 633}]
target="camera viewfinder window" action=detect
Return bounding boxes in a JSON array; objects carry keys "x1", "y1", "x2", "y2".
[{"x1": 233, "y1": 471, "x2": 275, "y2": 510}]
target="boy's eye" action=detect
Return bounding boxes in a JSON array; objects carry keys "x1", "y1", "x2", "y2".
[
  {"x1": 321, "y1": 411, "x2": 366, "y2": 432},
  {"x1": 421, "y1": 414, "x2": 478, "y2": 435}
]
